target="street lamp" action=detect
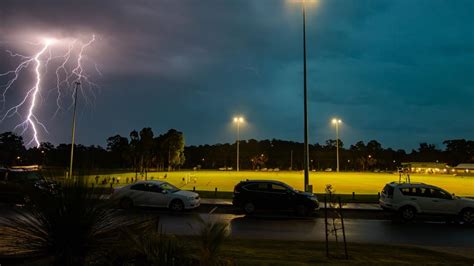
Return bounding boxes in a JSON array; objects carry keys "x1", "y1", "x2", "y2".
[
  {"x1": 288, "y1": 0, "x2": 318, "y2": 190},
  {"x1": 69, "y1": 81, "x2": 80, "y2": 179},
  {"x1": 332, "y1": 118, "x2": 342, "y2": 172},
  {"x1": 233, "y1": 116, "x2": 244, "y2": 171}
]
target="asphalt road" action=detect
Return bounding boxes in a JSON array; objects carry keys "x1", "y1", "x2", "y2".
[
  {"x1": 2, "y1": 205, "x2": 473, "y2": 248},
  {"x1": 121, "y1": 209, "x2": 474, "y2": 248}
]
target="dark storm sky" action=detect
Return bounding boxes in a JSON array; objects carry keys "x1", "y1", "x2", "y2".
[{"x1": 0, "y1": 0, "x2": 473, "y2": 150}]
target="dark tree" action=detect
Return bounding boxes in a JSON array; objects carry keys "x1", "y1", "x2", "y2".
[
  {"x1": 129, "y1": 130, "x2": 140, "y2": 178},
  {"x1": 0, "y1": 132, "x2": 25, "y2": 166},
  {"x1": 106, "y1": 135, "x2": 130, "y2": 168},
  {"x1": 139, "y1": 128, "x2": 154, "y2": 178}
]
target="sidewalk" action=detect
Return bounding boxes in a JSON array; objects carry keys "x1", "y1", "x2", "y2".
[{"x1": 200, "y1": 198, "x2": 382, "y2": 211}]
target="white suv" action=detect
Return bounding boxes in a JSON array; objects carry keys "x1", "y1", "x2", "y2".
[{"x1": 379, "y1": 182, "x2": 474, "y2": 224}]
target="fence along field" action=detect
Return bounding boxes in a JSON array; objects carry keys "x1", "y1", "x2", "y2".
[{"x1": 77, "y1": 171, "x2": 474, "y2": 197}]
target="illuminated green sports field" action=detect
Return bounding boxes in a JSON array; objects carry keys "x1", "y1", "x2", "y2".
[{"x1": 85, "y1": 171, "x2": 474, "y2": 196}]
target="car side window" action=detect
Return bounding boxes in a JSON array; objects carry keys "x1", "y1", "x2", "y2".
[
  {"x1": 410, "y1": 187, "x2": 428, "y2": 197},
  {"x1": 420, "y1": 187, "x2": 432, "y2": 197},
  {"x1": 270, "y1": 184, "x2": 287, "y2": 193},
  {"x1": 244, "y1": 183, "x2": 269, "y2": 192},
  {"x1": 148, "y1": 184, "x2": 163, "y2": 193},
  {"x1": 399, "y1": 187, "x2": 416, "y2": 196},
  {"x1": 431, "y1": 189, "x2": 451, "y2": 200},
  {"x1": 130, "y1": 184, "x2": 147, "y2": 191}
]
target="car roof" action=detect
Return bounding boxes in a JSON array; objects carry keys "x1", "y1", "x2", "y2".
[
  {"x1": 387, "y1": 182, "x2": 439, "y2": 189},
  {"x1": 132, "y1": 180, "x2": 166, "y2": 185},
  {"x1": 240, "y1": 180, "x2": 287, "y2": 185}
]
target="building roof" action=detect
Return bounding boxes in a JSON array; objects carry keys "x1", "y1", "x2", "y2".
[
  {"x1": 401, "y1": 162, "x2": 448, "y2": 168},
  {"x1": 454, "y1": 163, "x2": 474, "y2": 169}
]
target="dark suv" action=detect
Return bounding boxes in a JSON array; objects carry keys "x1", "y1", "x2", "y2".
[
  {"x1": 0, "y1": 168, "x2": 57, "y2": 204},
  {"x1": 232, "y1": 180, "x2": 319, "y2": 216}
]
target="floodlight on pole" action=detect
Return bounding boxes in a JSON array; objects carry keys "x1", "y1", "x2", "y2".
[
  {"x1": 69, "y1": 81, "x2": 80, "y2": 179},
  {"x1": 288, "y1": 0, "x2": 318, "y2": 191},
  {"x1": 233, "y1": 116, "x2": 244, "y2": 171},
  {"x1": 332, "y1": 118, "x2": 342, "y2": 172}
]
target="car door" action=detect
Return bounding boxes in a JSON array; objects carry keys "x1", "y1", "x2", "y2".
[
  {"x1": 425, "y1": 188, "x2": 457, "y2": 215},
  {"x1": 411, "y1": 186, "x2": 436, "y2": 213},
  {"x1": 128, "y1": 183, "x2": 149, "y2": 206},
  {"x1": 268, "y1": 183, "x2": 292, "y2": 210},
  {"x1": 146, "y1": 183, "x2": 169, "y2": 207},
  {"x1": 243, "y1": 183, "x2": 271, "y2": 209},
  {"x1": 398, "y1": 187, "x2": 421, "y2": 209}
]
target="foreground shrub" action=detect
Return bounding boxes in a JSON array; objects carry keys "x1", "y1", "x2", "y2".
[{"x1": 0, "y1": 182, "x2": 138, "y2": 265}]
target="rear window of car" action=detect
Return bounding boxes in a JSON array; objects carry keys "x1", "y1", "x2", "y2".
[{"x1": 382, "y1": 185, "x2": 394, "y2": 196}]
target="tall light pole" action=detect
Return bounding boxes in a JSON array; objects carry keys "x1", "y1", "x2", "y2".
[
  {"x1": 289, "y1": 0, "x2": 318, "y2": 190},
  {"x1": 302, "y1": 0, "x2": 310, "y2": 191},
  {"x1": 233, "y1": 116, "x2": 244, "y2": 171},
  {"x1": 332, "y1": 118, "x2": 342, "y2": 172},
  {"x1": 69, "y1": 81, "x2": 80, "y2": 179}
]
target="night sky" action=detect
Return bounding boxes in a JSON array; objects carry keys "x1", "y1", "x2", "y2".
[{"x1": 0, "y1": 0, "x2": 473, "y2": 150}]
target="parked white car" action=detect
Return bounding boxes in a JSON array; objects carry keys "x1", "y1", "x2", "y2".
[
  {"x1": 111, "y1": 180, "x2": 200, "y2": 211},
  {"x1": 379, "y1": 182, "x2": 474, "y2": 224}
]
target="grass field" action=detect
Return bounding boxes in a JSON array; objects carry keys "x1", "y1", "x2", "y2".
[{"x1": 79, "y1": 170, "x2": 474, "y2": 197}]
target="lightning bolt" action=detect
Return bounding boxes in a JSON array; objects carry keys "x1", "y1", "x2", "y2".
[
  {"x1": 69, "y1": 35, "x2": 97, "y2": 109},
  {"x1": 0, "y1": 35, "x2": 100, "y2": 147}
]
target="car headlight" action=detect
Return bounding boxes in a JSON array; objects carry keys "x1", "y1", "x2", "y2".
[{"x1": 187, "y1": 196, "x2": 196, "y2": 200}]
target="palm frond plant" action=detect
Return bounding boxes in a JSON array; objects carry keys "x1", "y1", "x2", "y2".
[
  {"x1": 193, "y1": 215, "x2": 231, "y2": 266},
  {"x1": 0, "y1": 180, "x2": 143, "y2": 265},
  {"x1": 120, "y1": 219, "x2": 193, "y2": 266}
]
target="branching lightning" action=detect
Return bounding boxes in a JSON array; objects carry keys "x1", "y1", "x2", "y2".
[{"x1": 0, "y1": 35, "x2": 99, "y2": 147}]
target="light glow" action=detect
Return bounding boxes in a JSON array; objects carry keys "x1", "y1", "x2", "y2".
[
  {"x1": 233, "y1": 116, "x2": 244, "y2": 123},
  {"x1": 332, "y1": 118, "x2": 342, "y2": 124},
  {"x1": 43, "y1": 38, "x2": 58, "y2": 45}
]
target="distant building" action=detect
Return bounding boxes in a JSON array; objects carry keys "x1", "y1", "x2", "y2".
[
  {"x1": 453, "y1": 163, "x2": 474, "y2": 176},
  {"x1": 401, "y1": 162, "x2": 450, "y2": 174}
]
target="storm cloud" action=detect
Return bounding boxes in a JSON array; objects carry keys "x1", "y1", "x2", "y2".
[{"x1": 1, "y1": 0, "x2": 473, "y2": 149}]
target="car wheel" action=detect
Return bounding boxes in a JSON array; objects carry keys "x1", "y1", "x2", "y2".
[
  {"x1": 243, "y1": 202, "x2": 255, "y2": 214},
  {"x1": 296, "y1": 204, "x2": 309, "y2": 217},
  {"x1": 399, "y1": 206, "x2": 416, "y2": 222},
  {"x1": 120, "y1": 197, "x2": 133, "y2": 209},
  {"x1": 460, "y1": 208, "x2": 474, "y2": 225},
  {"x1": 169, "y1": 199, "x2": 185, "y2": 212}
]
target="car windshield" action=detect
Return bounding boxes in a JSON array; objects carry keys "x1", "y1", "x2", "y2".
[{"x1": 160, "y1": 182, "x2": 179, "y2": 193}]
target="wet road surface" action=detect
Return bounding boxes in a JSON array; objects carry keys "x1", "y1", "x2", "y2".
[
  {"x1": 128, "y1": 211, "x2": 474, "y2": 248},
  {"x1": 2, "y1": 205, "x2": 472, "y2": 248}
]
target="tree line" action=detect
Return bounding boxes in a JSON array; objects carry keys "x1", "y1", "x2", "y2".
[
  {"x1": 185, "y1": 139, "x2": 474, "y2": 171},
  {"x1": 1, "y1": 130, "x2": 473, "y2": 172},
  {"x1": 0, "y1": 128, "x2": 185, "y2": 177}
]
